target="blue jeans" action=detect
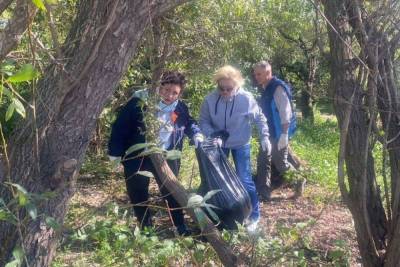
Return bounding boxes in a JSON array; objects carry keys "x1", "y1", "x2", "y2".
[{"x1": 223, "y1": 144, "x2": 260, "y2": 220}]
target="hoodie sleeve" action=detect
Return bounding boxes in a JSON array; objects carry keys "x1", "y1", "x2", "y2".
[
  {"x1": 248, "y1": 93, "x2": 270, "y2": 140},
  {"x1": 199, "y1": 95, "x2": 215, "y2": 137}
]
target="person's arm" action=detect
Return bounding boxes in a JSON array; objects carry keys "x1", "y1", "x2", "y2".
[
  {"x1": 248, "y1": 94, "x2": 269, "y2": 140},
  {"x1": 108, "y1": 98, "x2": 139, "y2": 157},
  {"x1": 179, "y1": 102, "x2": 201, "y2": 139},
  {"x1": 199, "y1": 97, "x2": 215, "y2": 137},
  {"x1": 273, "y1": 86, "x2": 292, "y2": 134}
]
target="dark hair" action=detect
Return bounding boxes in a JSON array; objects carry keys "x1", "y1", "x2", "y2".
[{"x1": 160, "y1": 71, "x2": 187, "y2": 89}]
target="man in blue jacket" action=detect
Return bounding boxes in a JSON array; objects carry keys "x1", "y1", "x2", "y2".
[{"x1": 253, "y1": 61, "x2": 296, "y2": 200}]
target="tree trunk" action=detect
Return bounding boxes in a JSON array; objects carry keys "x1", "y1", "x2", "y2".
[
  {"x1": 321, "y1": 0, "x2": 400, "y2": 265},
  {"x1": 0, "y1": 0, "x2": 13, "y2": 14},
  {"x1": 0, "y1": 0, "x2": 187, "y2": 266},
  {"x1": 0, "y1": 0, "x2": 37, "y2": 62},
  {"x1": 149, "y1": 153, "x2": 240, "y2": 267}
]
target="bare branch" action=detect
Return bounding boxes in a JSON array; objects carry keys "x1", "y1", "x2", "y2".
[{"x1": 0, "y1": 0, "x2": 37, "y2": 62}]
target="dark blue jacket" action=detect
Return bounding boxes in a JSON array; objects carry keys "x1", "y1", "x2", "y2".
[
  {"x1": 259, "y1": 77, "x2": 296, "y2": 140},
  {"x1": 108, "y1": 97, "x2": 200, "y2": 158}
]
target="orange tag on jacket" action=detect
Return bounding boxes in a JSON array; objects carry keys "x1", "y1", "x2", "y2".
[{"x1": 171, "y1": 111, "x2": 178, "y2": 123}]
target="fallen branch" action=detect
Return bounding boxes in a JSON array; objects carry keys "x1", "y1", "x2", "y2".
[{"x1": 149, "y1": 153, "x2": 240, "y2": 267}]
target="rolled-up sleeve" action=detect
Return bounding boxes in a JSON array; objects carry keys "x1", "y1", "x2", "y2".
[{"x1": 274, "y1": 86, "x2": 292, "y2": 124}]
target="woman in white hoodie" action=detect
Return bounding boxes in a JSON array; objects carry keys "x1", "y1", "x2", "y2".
[{"x1": 199, "y1": 65, "x2": 271, "y2": 232}]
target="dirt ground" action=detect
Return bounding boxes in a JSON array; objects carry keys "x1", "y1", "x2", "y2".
[{"x1": 259, "y1": 185, "x2": 361, "y2": 266}]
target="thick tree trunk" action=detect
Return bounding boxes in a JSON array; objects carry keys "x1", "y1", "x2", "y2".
[
  {"x1": 149, "y1": 153, "x2": 240, "y2": 267},
  {"x1": 0, "y1": 0, "x2": 187, "y2": 266}
]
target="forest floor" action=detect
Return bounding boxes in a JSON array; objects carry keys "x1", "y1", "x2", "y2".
[{"x1": 54, "y1": 172, "x2": 361, "y2": 266}]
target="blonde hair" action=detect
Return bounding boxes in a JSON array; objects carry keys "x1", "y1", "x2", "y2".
[{"x1": 213, "y1": 65, "x2": 244, "y2": 88}]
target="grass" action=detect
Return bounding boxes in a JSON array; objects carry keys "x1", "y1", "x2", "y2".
[{"x1": 290, "y1": 112, "x2": 339, "y2": 190}]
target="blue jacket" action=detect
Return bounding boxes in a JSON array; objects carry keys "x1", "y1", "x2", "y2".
[
  {"x1": 259, "y1": 77, "x2": 296, "y2": 140},
  {"x1": 108, "y1": 97, "x2": 200, "y2": 158}
]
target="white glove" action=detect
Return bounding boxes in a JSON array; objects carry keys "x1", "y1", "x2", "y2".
[
  {"x1": 277, "y1": 133, "x2": 289, "y2": 151},
  {"x1": 261, "y1": 138, "x2": 271, "y2": 154},
  {"x1": 193, "y1": 133, "x2": 204, "y2": 148},
  {"x1": 213, "y1": 137, "x2": 223, "y2": 147}
]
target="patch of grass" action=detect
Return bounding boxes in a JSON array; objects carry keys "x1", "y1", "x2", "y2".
[{"x1": 290, "y1": 112, "x2": 339, "y2": 190}]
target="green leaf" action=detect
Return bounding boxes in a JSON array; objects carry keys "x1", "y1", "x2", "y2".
[
  {"x1": 166, "y1": 150, "x2": 181, "y2": 160},
  {"x1": 12, "y1": 247, "x2": 24, "y2": 261},
  {"x1": 187, "y1": 194, "x2": 203, "y2": 208},
  {"x1": 137, "y1": 147, "x2": 164, "y2": 157},
  {"x1": 7, "y1": 64, "x2": 39, "y2": 83},
  {"x1": 5, "y1": 247, "x2": 23, "y2": 267},
  {"x1": 13, "y1": 98, "x2": 25, "y2": 118},
  {"x1": 205, "y1": 205, "x2": 220, "y2": 223},
  {"x1": 5, "y1": 103, "x2": 15, "y2": 121},
  {"x1": 10, "y1": 183, "x2": 28, "y2": 194},
  {"x1": 202, "y1": 189, "x2": 222, "y2": 202},
  {"x1": 31, "y1": 0, "x2": 46, "y2": 11},
  {"x1": 2, "y1": 87, "x2": 12, "y2": 98},
  {"x1": 193, "y1": 207, "x2": 207, "y2": 229},
  {"x1": 5, "y1": 260, "x2": 19, "y2": 267},
  {"x1": 0, "y1": 210, "x2": 9, "y2": 221},
  {"x1": 45, "y1": 217, "x2": 61, "y2": 230},
  {"x1": 18, "y1": 193, "x2": 28, "y2": 206},
  {"x1": 134, "y1": 171, "x2": 154, "y2": 178},
  {"x1": 45, "y1": 0, "x2": 58, "y2": 4},
  {"x1": 26, "y1": 202, "x2": 37, "y2": 220},
  {"x1": 124, "y1": 143, "x2": 152, "y2": 156}
]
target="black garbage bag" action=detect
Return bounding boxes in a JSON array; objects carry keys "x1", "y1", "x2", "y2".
[{"x1": 196, "y1": 139, "x2": 252, "y2": 229}]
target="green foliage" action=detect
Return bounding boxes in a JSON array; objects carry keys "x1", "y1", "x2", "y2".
[{"x1": 55, "y1": 202, "x2": 217, "y2": 266}]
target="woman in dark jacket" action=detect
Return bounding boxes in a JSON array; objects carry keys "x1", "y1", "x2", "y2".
[{"x1": 108, "y1": 71, "x2": 203, "y2": 235}]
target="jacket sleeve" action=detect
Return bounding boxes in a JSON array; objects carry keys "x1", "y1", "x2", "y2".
[
  {"x1": 273, "y1": 86, "x2": 292, "y2": 124},
  {"x1": 199, "y1": 97, "x2": 215, "y2": 137},
  {"x1": 108, "y1": 98, "x2": 139, "y2": 157},
  {"x1": 248, "y1": 94, "x2": 270, "y2": 140},
  {"x1": 180, "y1": 102, "x2": 201, "y2": 139}
]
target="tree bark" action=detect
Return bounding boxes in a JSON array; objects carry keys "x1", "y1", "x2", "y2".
[
  {"x1": 149, "y1": 153, "x2": 240, "y2": 267},
  {"x1": 0, "y1": 0, "x2": 187, "y2": 266},
  {"x1": 0, "y1": 0, "x2": 37, "y2": 62}
]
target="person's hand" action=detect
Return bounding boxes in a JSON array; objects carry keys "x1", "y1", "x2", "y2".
[
  {"x1": 193, "y1": 133, "x2": 204, "y2": 148},
  {"x1": 277, "y1": 133, "x2": 289, "y2": 150},
  {"x1": 261, "y1": 138, "x2": 271, "y2": 154},
  {"x1": 213, "y1": 137, "x2": 223, "y2": 147}
]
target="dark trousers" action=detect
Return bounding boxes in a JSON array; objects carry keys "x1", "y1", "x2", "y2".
[
  {"x1": 255, "y1": 146, "x2": 272, "y2": 194},
  {"x1": 122, "y1": 157, "x2": 184, "y2": 228}
]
